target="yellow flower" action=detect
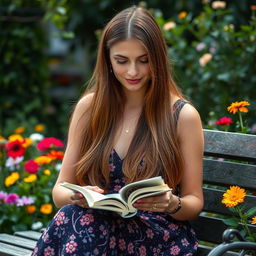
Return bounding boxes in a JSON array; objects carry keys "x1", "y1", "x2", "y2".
[
  {"x1": 14, "y1": 126, "x2": 25, "y2": 134},
  {"x1": 26, "y1": 205, "x2": 36, "y2": 214},
  {"x1": 23, "y1": 174, "x2": 37, "y2": 183},
  {"x1": 40, "y1": 204, "x2": 53, "y2": 214},
  {"x1": 163, "y1": 21, "x2": 176, "y2": 31},
  {"x1": 252, "y1": 216, "x2": 256, "y2": 225},
  {"x1": 8, "y1": 134, "x2": 24, "y2": 142},
  {"x1": 5, "y1": 172, "x2": 20, "y2": 187},
  {"x1": 22, "y1": 138, "x2": 33, "y2": 148},
  {"x1": 43, "y1": 169, "x2": 51, "y2": 176},
  {"x1": 222, "y1": 186, "x2": 246, "y2": 207},
  {"x1": 178, "y1": 11, "x2": 187, "y2": 19},
  {"x1": 34, "y1": 124, "x2": 45, "y2": 132},
  {"x1": 34, "y1": 156, "x2": 52, "y2": 165},
  {"x1": 227, "y1": 101, "x2": 250, "y2": 114}
]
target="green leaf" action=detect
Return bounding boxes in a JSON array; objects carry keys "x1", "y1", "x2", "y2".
[
  {"x1": 245, "y1": 206, "x2": 256, "y2": 217},
  {"x1": 222, "y1": 217, "x2": 239, "y2": 227}
]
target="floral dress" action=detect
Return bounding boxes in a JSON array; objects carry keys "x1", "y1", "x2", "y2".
[{"x1": 32, "y1": 100, "x2": 198, "y2": 256}]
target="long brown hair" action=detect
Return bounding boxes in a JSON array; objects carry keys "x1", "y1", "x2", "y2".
[{"x1": 75, "y1": 6, "x2": 185, "y2": 189}]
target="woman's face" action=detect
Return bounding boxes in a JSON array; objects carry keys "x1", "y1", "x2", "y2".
[{"x1": 109, "y1": 39, "x2": 151, "y2": 94}]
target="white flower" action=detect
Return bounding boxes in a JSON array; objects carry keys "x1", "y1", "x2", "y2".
[
  {"x1": 30, "y1": 133, "x2": 44, "y2": 141},
  {"x1": 212, "y1": 1, "x2": 226, "y2": 9},
  {"x1": 55, "y1": 163, "x2": 62, "y2": 171},
  {"x1": 199, "y1": 53, "x2": 212, "y2": 67},
  {"x1": 31, "y1": 221, "x2": 43, "y2": 230},
  {"x1": 5, "y1": 156, "x2": 24, "y2": 170},
  {"x1": 163, "y1": 21, "x2": 176, "y2": 31}
]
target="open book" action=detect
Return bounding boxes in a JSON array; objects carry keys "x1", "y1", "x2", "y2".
[{"x1": 61, "y1": 176, "x2": 171, "y2": 218}]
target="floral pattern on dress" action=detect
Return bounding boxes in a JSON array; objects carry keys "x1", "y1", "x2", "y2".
[{"x1": 32, "y1": 149, "x2": 198, "y2": 255}]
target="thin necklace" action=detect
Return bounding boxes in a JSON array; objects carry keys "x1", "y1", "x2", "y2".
[{"x1": 122, "y1": 114, "x2": 139, "y2": 134}]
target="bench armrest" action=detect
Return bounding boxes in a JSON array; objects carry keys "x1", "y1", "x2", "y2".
[{"x1": 207, "y1": 229, "x2": 256, "y2": 256}]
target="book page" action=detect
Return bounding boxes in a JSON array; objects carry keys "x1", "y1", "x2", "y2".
[{"x1": 119, "y1": 176, "x2": 165, "y2": 202}]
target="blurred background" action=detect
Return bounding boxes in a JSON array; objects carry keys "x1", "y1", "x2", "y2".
[{"x1": 1, "y1": 0, "x2": 256, "y2": 139}]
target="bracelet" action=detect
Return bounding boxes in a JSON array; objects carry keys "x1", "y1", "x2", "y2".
[{"x1": 168, "y1": 196, "x2": 182, "y2": 214}]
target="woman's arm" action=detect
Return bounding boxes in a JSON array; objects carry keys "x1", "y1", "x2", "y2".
[
  {"x1": 170, "y1": 103, "x2": 204, "y2": 220},
  {"x1": 52, "y1": 94, "x2": 95, "y2": 208}
]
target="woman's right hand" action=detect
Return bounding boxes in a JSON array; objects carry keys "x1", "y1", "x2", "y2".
[{"x1": 70, "y1": 186, "x2": 104, "y2": 208}]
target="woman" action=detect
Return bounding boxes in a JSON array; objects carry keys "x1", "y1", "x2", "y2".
[{"x1": 33, "y1": 6, "x2": 204, "y2": 256}]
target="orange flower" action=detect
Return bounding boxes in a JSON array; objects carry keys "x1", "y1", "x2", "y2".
[
  {"x1": 178, "y1": 11, "x2": 187, "y2": 19},
  {"x1": 227, "y1": 101, "x2": 250, "y2": 114},
  {"x1": 23, "y1": 138, "x2": 33, "y2": 148},
  {"x1": 40, "y1": 204, "x2": 53, "y2": 214},
  {"x1": 222, "y1": 186, "x2": 246, "y2": 207},
  {"x1": 26, "y1": 205, "x2": 36, "y2": 214},
  {"x1": 34, "y1": 124, "x2": 45, "y2": 132},
  {"x1": 47, "y1": 150, "x2": 64, "y2": 160},
  {"x1": 34, "y1": 155, "x2": 52, "y2": 165},
  {"x1": 15, "y1": 126, "x2": 25, "y2": 134},
  {"x1": 251, "y1": 216, "x2": 256, "y2": 225}
]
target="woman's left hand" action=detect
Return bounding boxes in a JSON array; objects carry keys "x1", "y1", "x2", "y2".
[{"x1": 132, "y1": 191, "x2": 179, "y2": 212}]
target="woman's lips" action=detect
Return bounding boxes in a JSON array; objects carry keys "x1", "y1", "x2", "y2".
[{"x1": 126, "y1": 79, "x2": 142, "y2": 84}]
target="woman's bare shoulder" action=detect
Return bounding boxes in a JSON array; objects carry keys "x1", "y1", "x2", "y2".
[{"x1": 74, "y1": 93, "x2": 95, "y2": 116}]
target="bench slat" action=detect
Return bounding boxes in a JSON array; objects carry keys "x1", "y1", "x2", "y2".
[
  {"x1": 0, "y1": 234, "x2": 36, "y2": 250},
  {"x1": 197, "y1": 245, "x2": 239, "y2": 256},
  {"x1": 203, "y1": 159, "x2": 256, "y2": 190},
  {"x1": 0, "y1": 242, "x2": 32, "y2": 256},
  {"x1": 14, "y1": 231, "x2": 42, "y2": 241},
  {"x1": 204, "y1": 130, "x2": 256, "y2": 162}
]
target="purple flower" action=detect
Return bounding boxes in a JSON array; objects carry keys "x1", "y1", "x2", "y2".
[
  {"x1": 0, "y1": 191, "x2": 8, "y2": 201},
  {"x1": 5, "y1": 193, "x2": 19, "y2": 204},
  {"x1": 16, "y1": 196, "x2": 35, "y2": 206},
  {"x1": 196, "y1": 42, "x2": 206, "y2": 51}
]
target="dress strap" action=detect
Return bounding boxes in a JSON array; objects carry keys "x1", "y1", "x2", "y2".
[{"x1": 173, "y1": 99, "x2": 187, "y2": 125}]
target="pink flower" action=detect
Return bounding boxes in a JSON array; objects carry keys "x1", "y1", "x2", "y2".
[
  {"x1": 44, "y1": 246, "x2": 55, "y2": 256},
  {"x1": 109, "y1": 236, "x2": 116, "y2": 248},
  {"x1": 138, "y1": 245, "x2": 147, "y2": 256},
  {"x1": 216, "y1": 117, "x2": 233, "y2": 126},
  {"x1": 54, "y1": 211, "x2": 66, "y2": 226},
  {"x1": 118, "y1": 239, "x2": 126, "y2": 251},
  {"x1": 24, "y1": 160, "x2": 40, "y2": 174},
  {"x1": 168, "y1": 223, "x2": 179, "y2": 230},
  {"x1": 170, "y1": 245, "x2": 181, "y2": 255},
  {"x1": 80, "y1": 213, "x2": 94, "y2": 226},
  {"x1": 182, "y1": 238, "x2": 189, "y2": 246},
  {"x1": 5, "y1": 193, "x2": 19, "y2": 204},
  {"x1": 65, "y1": 240, "x2": 77, "y2": 253},
  {"x1": 163, "y1": 230, "x2": 170, "y2": 241},
  {"x1": 37, "y1": 137, "x2": 64, "y2": 151},
  {"x1": 146, "y1": 228, "x2": 154, "y2": 238},
  {"x1": 128, "y1": 243, "x2": 134, "y2": 254}
]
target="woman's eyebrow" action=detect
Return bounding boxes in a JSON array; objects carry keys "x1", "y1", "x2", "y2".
[{"x1": 113, "y1": 54, "x2": 148, "y2": 58}]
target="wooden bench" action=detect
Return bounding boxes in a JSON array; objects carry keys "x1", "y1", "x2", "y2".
[{"x1": 0, "y1": 129, "x2": 256, "y2": 256}]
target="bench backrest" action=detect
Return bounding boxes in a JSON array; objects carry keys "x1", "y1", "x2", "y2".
[{"x1": 191, "y1": 129, "x2": 256, "y2": 249}]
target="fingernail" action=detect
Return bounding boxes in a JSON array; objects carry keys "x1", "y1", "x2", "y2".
[{"x1": 79, "y1": 193, "x2": 83, "y2": 198}]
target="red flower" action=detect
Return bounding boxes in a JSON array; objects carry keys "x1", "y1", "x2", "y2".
[
  {"x1": 37, "y1": 137, "x2": 64, "y2": 151},
  {"x1": 216, "y1": 117, "x2": 233, "y2": 126},
  {"x1": 6, "y1": 140, "x2": 26, "y2": 158},
  {"x1": 24, "y1": 160, "x2": 40, "y2": 174},
  {"x1": 251, "y1": 5, "x2": 256, "y2": 10}
]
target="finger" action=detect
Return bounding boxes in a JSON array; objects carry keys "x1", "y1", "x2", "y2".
[{"x1": 85, "y1": 186, "x2": 104, "y2": 193}]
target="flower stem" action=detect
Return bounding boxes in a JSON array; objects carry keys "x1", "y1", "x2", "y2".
[
  {"x1": 236, "y1": 207, "x2": 252, "y2": 238},
  {"x1": 238, "y1": 112, "x2": 244, "y2": 132}
]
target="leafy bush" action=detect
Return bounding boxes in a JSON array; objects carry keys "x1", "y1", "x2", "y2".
[
  {"x1": 0, "y1": 125, "x2": 64, "y2": 233},
  {"x1": 156, "y1": 1, "x2": 256, "y2": 124}
]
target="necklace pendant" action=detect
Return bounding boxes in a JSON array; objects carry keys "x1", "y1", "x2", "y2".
[{"x1": 125, "y1": 129, "x2": 129, "y2": 133}]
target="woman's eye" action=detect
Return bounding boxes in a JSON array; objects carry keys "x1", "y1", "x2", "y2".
[
  {"x1": 140, "y1": 59, "x2": 148, "y2": 64},
  {"x1": 116, "y1": 60, "x2": 127, "y2": 64}
]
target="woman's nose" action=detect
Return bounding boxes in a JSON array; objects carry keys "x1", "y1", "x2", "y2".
[{"x1": 127, "y1": 63, "x2": 138, "y2": 77}]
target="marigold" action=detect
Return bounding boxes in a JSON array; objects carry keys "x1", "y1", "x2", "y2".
[
  {"x1": 34, "y1": 155, "x2": 52, "y2": 165},
  {"x1": 34, "y1": 124, "x2": 45, "y2": 132},
  {"x1": 26, "y1": 205, "x2": 36, "y2": 214},
  {"x1": 40, "y1": 204, "x2": 53, "y2": 214},
  {"x1": 15, "y1": 126, "x2": 25, "y2": 134},
  {"x1": 252, "y1": 216, "x2": 256, "y2": 225},
  {"x1": 222, "y1": 186, "x2": 246, "y2": 207},
  {"x1": 227, "y1": 101, "x2": 250, "y2": 114},
  {"x1": 178, "y1": 11, "x2": 187, "y2": 19},
  {"x1": 5, "y1": 172, "x2": 20, "y2": 187},
  {"x1": 43, "y1": 169, "x2": 51, "y2": 176},
  {"x1": 23, "y1": 174, "x2": 37, "y2": 183},
  {"x1": 8, "y1": 134, "x2": 24, "y2": 142}
]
